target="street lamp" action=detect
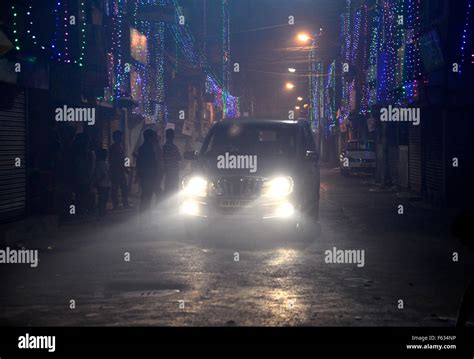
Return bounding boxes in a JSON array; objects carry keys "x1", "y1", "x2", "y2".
[
  {"x1": 288, "y1": 68, "x2": 296, "y2": 73},
  {"x1": 295, "y1": 106, "x2": 301, "y2": 110},
  {"x1": 297, "y1": 32, "x2": 312, "y2": 43},
  {"x1": 295, "y1": 29, "x2": 323, "y2": 152},
  {"x1": 285, "y1": 82, "x2": 295, "y2": 90},
  {"x1": 297, "y1": 96, "x2": 303, "y2": 101}
]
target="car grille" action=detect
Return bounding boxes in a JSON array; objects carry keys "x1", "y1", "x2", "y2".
[
  {"x1": 349, "y1": 158, "x2": 375, "y2": 163},
  {"x1": 213, "y1": 176, "x2": 264, "y2": 199}
]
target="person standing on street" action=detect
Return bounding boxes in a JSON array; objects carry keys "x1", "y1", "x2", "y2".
[
  {"x1": 136, "y1": 129, "x2": 159, "y2": 213},
  {"x1": 71, "y1": 133, "x2": 95, "y2": 215},
  {"x1": 162, "y1": 129, "x2": 182, "y2": 195},
  {"x1": 94, "y1": 148, "x2": 111, "y2": 217},
  {"x1": 109, "y1": 130, "x2": 130, "y2": 209},
  {"x1": 152, "y1": 132, "x2": 164, "y2": 203}
]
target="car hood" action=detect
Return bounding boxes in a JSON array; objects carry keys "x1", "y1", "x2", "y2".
[
  {"x1": 346, "y1": 151, "x2": 375, "y2": 159},
  {"x1": 192, "y1": 155, "x2": 298, "y2": 179}
]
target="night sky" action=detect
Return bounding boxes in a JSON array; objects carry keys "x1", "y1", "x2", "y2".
[{"x1": 227, "y1": 0, "x2": 345, "y2": 117}]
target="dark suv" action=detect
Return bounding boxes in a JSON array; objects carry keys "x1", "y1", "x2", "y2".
[{"x1": 180, "y1": 119, "x2": 320, "y2": 242}]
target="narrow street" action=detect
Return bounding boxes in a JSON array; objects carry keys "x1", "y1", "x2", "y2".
[{"x1": 1, "y1": 168, "x2": 472, "y2": 326}]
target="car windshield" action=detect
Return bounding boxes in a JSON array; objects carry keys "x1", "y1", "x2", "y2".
[
  {"x1": 347, "y1": 141, "x2": 375, "y2": 151},
  {"x1": 201, "y1": 122, "x2": 297, "y2": 158}
]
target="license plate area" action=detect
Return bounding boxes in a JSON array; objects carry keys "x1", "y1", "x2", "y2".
[{"x1": 218, "y1": 199, "x2": 252, "y2": 208}]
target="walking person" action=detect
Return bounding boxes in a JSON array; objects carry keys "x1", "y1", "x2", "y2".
[
  {"x1": 94, "y1": 148, "x2": 111, "y2": 217},
  {"x1": 109, "y1": 130, "x2": 130, "y2": 209},
  {"x1": 162, "y1": 129, "x2": 182, "y2": 195}
]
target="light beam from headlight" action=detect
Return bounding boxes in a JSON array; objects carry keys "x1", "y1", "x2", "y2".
[
  {"x1": 183, "y1": 176, "x2": 208, "y2": 197},
  {"x1": 275, "y1": 202, "x2": 295, "y2": 217},
  {"x1": 179, "y1": 200, "x2": 200, "y2": 216}
]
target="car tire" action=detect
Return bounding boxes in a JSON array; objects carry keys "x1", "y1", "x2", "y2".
[
  {"x1": 184, "y1": 221, "x2": 197, "y2": 242},
  {"x1": 184, "y1": 220, "x2": 207, "y2": 244},
  {"x1": 296, "y1": 218, "x2": 321, "y2": 243}
]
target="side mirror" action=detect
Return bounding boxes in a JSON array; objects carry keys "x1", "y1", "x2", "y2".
[
  {"x1": 183, "y1": 150, "x2": 198, "y2": 160},
  {"x1": 305, "y1": 150, "x2": 319, "y2": 162}
]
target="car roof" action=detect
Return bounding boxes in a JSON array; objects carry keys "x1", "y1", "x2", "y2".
[{"x1": 215, "y1": 118, "x2": 306, "y2": 126}]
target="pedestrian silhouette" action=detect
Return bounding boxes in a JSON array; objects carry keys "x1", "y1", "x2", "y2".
[
  {"x1": 162, "y1": 129, "x2": 182, "y2": 195},
  {"x1": 109, "y1": 130, "x2": 130, "y2": 209},
  {"x1": 71, "y1": 133, "x2": 95, "y2": 214},
  {"x1": 136, "y1": 129, "x2": 160, "y2": 213},
  {"x1": 94, "y1": 148, "x2": 111, "y2": 217},
  {"x1": 152, "y1": 131, "x2": 164, "y2": 203}
]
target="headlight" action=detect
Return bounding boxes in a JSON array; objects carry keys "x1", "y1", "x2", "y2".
[
  {"x1": 262, "y1": 176, "x2": 293, "y2": 198},
  {"x1": 179, "y1": 200, "x2": 200, "y2": 216},
  {"x1": 182, "y1": 176, "x2": 208, "y2": 197}
]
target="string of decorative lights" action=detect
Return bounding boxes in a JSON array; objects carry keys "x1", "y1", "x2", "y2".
[
  {"x1": 367, "y1": 3, "x2": 380, "y2": 108},
  {"x1": 458, "y1": 0, "x2": 473, "y2": 75},
  {"x1": 377, "y1": 0, "x2": 397, "y2": 104},
  {"x1": 63, "y1": 0, "x2": 71, "y2": 63},
  {"x1": 131, "y1": 0, "x2": 148, "y2": 112},
  {"x1": 24, "y1": 4, "x2": 49, "y2": 51},
  {"x1": 11, "y1": 5, "x2": 20, "y2": 51},
  {"x1": 111, "y1": 0, "x2": 128, "y2": 99},
  {"x1": 339, "y1": 0, "x2": 351, "y2": 125},
  {"x1": 324, "y1": 61, "x2": 336, "y2": 136},
  {"x1": 170, "y1": 0, "x2": 239, "y2": 117},
  {"x1": 155, "y1": 21, "x2": 167, "y2": 123},
  {"x1": 360, "y1": 4, "x2": 370, "y2": 114},
  {"x1": 13, "y1": 1, "x2": 86, "y2": 64},
  {"x1": 222, "y1": 0, "x2": 234, "y2": 118},
  {"x1": 351, "y1": 8, "x2": 362, "y2": 66},
  {"x1": 50, "y1": 0, "x2": 62, "y2": 60},
  {"x1": 395, "y1": 0, "x2": 405, "y2": 104},
  {"x1": 76, "y1": 1, "x2": 86, "y2": 66}
]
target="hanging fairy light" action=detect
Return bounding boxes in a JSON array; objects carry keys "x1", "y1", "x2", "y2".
[
  {"x1": 111, "y1": 0, "x2": 128, "y2": 99},
  {"x1": 360, "y1": 4, "x2": 370, "y2": 114},
  {"x1": 23, "y1": 4, "x2": 50, "y2": 52},
  {"x1": 458, "y1": 0, "x2": 473, "y2": 75},
  {"x1": 76, "y1": 1, "x2": 87, "y2": 66},
  {"x1": 222, "y1": 0, "x2": 231, "y2": 118},
  {"x1": 366, "y1": 3, "x2": 380, "y2": 109},
  {"x1": 377, "y1": 0, "x2": 397, "y2": 104},
  {"x1": 11, "y1": 5, "x2": 20, "y2": 51},
  {"x1": 63, "y1": 0, "x2": 71, "y2": 63},
  {"x1": 351, "y1": 8, "x2": 361, "y2": 65},
  {"x1": 50, "y1": 1, "x2": 61, "y2": 60},
  {"x1": 155, "y1": 21, "x2": 167, "y2": 122}
]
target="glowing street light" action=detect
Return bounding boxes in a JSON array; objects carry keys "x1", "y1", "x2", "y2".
[
  {"x1": 288, "y1": 68, "x2": 296, "y2": 73},
  {"x1": 297, "y1": 96, "x2": 303, "y2": 101},
  {"x1": 295, "y1": 106, "x2": 301, "y2": 110},
  {"x1": 303, "y1": 103, "x2": 309, "y2": 108},
  {"x1": 297, "y1": 32, "x2": 312, "y2": 43},
  {"x1": 285, "y1": 82, "x2": 295, "y2": 90}
]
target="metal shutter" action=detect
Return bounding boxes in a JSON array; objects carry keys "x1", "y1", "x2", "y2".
[
  {"x1": 424, "y1": 115, "x2": 444, "y2": 203},
  {"x1": 409, "y1": 125, "x2": 422, "y2": 193},
  {"x1": 388, "y1": 144, "x2": 399, "y2": 185},
  {"x1": 0, "y1": 90, "x2": 26, "y2": 223}
]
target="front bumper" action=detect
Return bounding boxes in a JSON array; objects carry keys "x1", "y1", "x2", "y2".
[
  {"x1": 183, "y1": 213, "x2": 298, "y2": 241},
  {"x1": 180, "y1": 198, "x2": 300, "y2": 239},
  {"x1": 342, "y1": 162, "x2": 376, "y2": 171}
]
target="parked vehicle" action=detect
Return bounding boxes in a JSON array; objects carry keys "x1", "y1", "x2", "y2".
[{"x1": 339, "y1": 140, "x2": 376, "y2": 176}]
